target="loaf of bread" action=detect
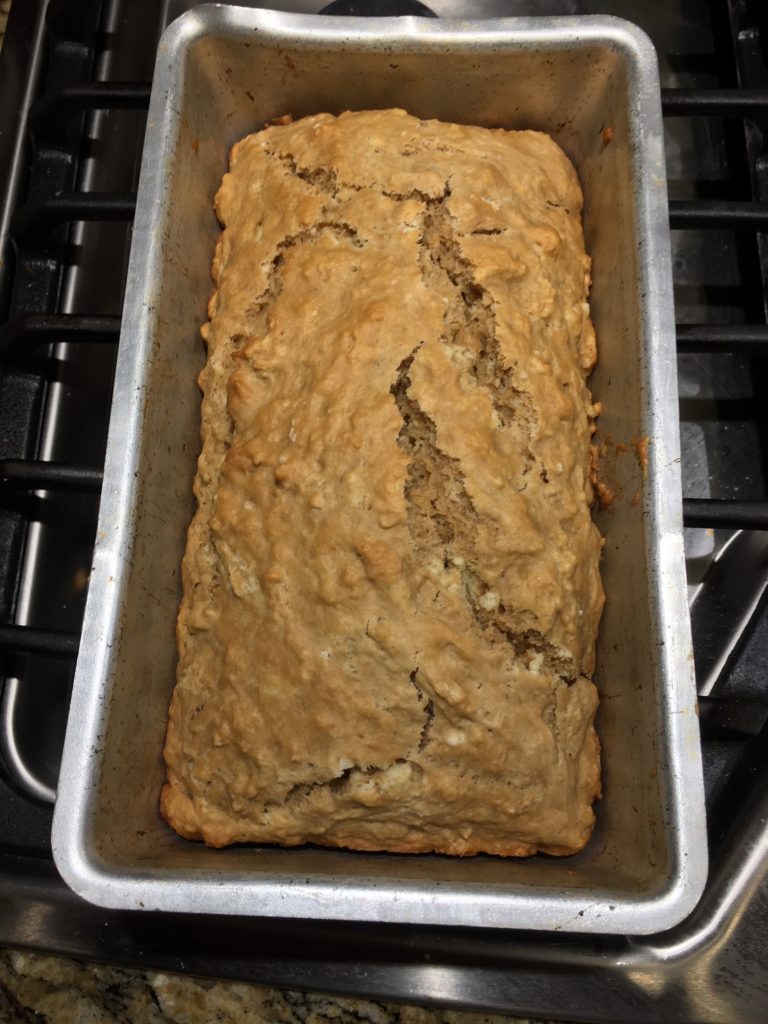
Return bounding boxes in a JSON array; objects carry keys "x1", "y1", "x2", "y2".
[{"x1": 161, "y1": 109, "x2": 604, "y2": 856}]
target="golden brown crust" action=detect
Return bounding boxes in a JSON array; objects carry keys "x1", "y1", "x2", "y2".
[{"x1": 162, "y1": 109, "x2": 604, "y2": 856}]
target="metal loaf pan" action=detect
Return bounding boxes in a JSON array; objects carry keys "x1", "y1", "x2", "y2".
[{"x1": 52, "y1": 5, "x2": 707, "y2": 933}]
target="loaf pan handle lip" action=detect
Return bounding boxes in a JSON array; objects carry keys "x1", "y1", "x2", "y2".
[
  {"x1": 161, "y1": 4, "x2": 664, "y2": 57},
  {"x1": 50, "y1": 844, "x2": 706, "y2": 935},
  {"x1": 53, "y1": 4, "x2": 707, "y2": 933}
]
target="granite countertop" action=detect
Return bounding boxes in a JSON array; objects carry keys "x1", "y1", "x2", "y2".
[{"x1": 0, "y1": 949, "x2": 565, "y2": 1024}]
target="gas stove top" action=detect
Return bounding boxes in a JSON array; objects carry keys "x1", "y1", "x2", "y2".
[{"x1": 1, "y1": 1, "x2": 767, "y2": 1020}]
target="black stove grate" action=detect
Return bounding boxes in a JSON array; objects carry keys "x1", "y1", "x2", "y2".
[
  {"x1": 0, "y1": 0, "x2": 151, "y2": 852},
  {"x1": 1, "y1": 0, "x2": 768, "y2": 1019}
]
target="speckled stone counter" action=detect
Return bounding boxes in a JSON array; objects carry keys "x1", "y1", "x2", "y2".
[{"x1": 0, "y1": 950, "x2": 565, "y2": 1024}]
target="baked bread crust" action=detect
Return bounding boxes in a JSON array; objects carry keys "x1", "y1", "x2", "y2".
[{"x1": 162, "y1": 109, "x2": 604, "y2": 856}]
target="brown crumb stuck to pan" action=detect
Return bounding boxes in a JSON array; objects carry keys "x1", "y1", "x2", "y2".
[{"x1": 634, "y1": 434, "x2": 650, "y2": 478}]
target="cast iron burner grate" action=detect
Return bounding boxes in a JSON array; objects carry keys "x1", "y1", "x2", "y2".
[{"x1": 0, "y1": 0, "x2": 767, "y2": 1021}]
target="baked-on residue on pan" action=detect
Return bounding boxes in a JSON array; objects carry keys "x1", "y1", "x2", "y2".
[{"x1": 162, "y1": 109, "x2": 604, "y2": 856}]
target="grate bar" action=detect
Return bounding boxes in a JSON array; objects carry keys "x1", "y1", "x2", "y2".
[
  {"x1": 0, "y1": 313, "x2": 121, "y2": 359},
  {"x1": 698, "y1": 696, "x2": 768, "y2": 741},
  {"x1": 669, "y1": 200, "x2": 768, "y2": 231},
  {"x1": 661, "y1": 88, "x2": 768, "y2": 117},
  {"x1": 11, "y1": 192, "x2": 137, "y2": 249},
  {"x1": 29, "y1": 82, "x2": 151, "y2": 140},
  {"x1": 677, "y1": 323, "x2": 768, "y2": 352},
  {"x1": 0, "y1": 624, "x2": 79, "y2": 658},
  {"x1": 0, "y1": 460, "x2": 104, "y2": 493},
  {"x1": 683, "y1": 498, "x2": 768, "y2": 529}
]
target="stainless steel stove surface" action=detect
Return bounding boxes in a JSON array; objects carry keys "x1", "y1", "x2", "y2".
[{"x1": 1, "y1": 0, "x2": 767, "y2": 1021}]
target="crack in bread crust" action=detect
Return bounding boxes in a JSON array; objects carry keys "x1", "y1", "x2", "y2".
[
  {"x1": 247, "y1": 221, "x2": 364, "y2": 318},
  {"x1": 391, "y1": 200, "x2": 578, "y2": 684},
  {"x1": 418, "y1": 193, "x2": 537, "y2": 452},
  {"x1": 271, "y1": 150, "x2": 342, "y2": 196},
  {"x1": 390, "y1": 348, "x2": 575, "y2": 684}
]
